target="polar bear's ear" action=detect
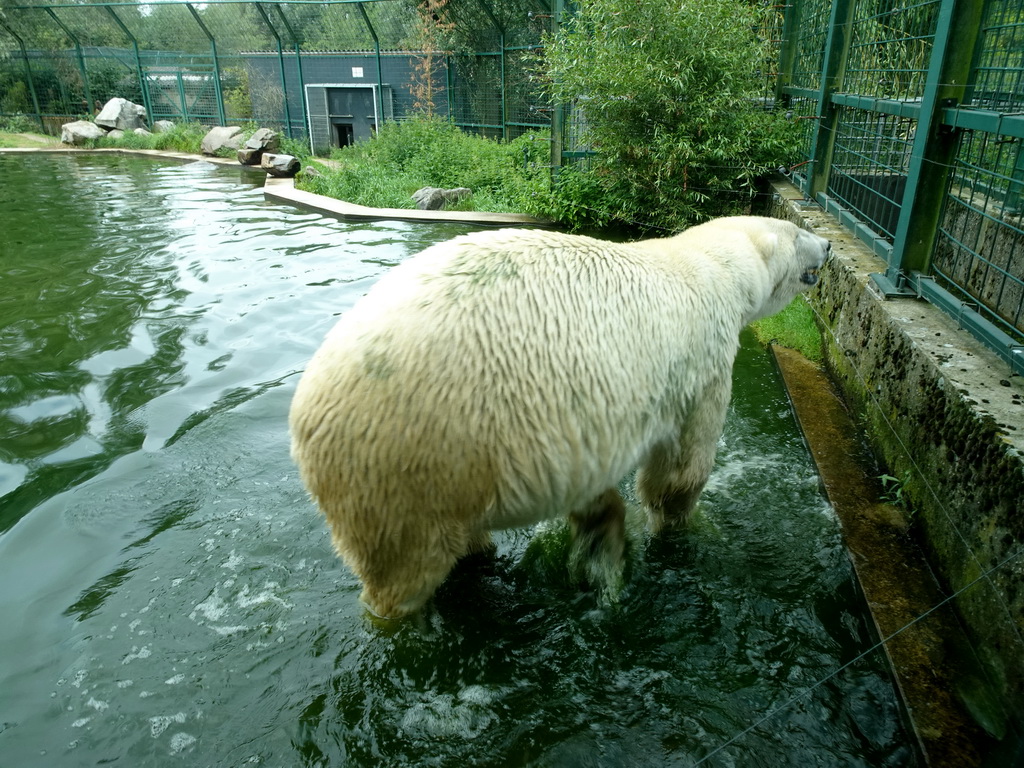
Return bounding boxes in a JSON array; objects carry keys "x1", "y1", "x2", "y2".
[{"x1": 753, "y1": 231, "x2": 779, "y2": 263}]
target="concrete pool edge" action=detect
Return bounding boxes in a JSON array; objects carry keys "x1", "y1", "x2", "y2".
[
  {"x1": 767, "y1": 176, "x2": 1024, "y2": 765},
  {"x1": 771, "y1": 344, "x2": 990, "y2": 766},
  {"x1": 0, "y1": 145, "x2": 552, "y2": 228}
]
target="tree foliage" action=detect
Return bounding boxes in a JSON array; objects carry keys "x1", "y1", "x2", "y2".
[{"x1": 542, "y1": 0, "x2": 802, "y2": 231}]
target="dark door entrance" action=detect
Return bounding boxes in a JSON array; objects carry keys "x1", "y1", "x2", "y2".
[
  {"x1": 333, "y1": 122, "x2": 355, "y2": 147},
  {"x1": 326, "y1": 87, "x2": 376, "y2": 147}
]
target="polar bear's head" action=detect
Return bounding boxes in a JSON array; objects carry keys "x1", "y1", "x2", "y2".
[{"x1": 743, "y1": 218, "x2": 831, "y2": 322}]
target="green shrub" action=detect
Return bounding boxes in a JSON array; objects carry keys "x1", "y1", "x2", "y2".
[
  {"x1": 299, "y1": 117, "x2": 552, "y2": 214},
  {"x1": 542, "y1": 0, "x2": 803, "y2": 231}
]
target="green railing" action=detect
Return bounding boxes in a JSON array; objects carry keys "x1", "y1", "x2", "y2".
[{"x1": 778, "y1": 0, "x2": 1024, "y2": 374}]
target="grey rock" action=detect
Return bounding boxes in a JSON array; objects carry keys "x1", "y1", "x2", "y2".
[
  {"x1": 237, "y1": 128, "x2": 281, "y2": 165},
  {"x1": 153, "y1": 120, "x2": 175, "y2": 134},
  {"x1": 60, "y1": 120, "x2": 107, "y2": 145},
  {"x1": 261, "y1": 153, "x2": 300, "y2": 177},
  {"x1": 201, "y1": 126, "x2": 244, "y2": 155},
  {"x1": 412, "y1": 186, "x2": 472, "y2": 211},
  {"x1": 94, "y1": 98, "x2": 147, "y2": 131}
]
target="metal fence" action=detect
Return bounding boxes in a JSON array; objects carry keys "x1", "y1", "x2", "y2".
[
  {"x1": 3, "y1": 0, "x2": 1022, "y2": 369},
  {"x1": 0, "y1": 0, "x2": 552, "y2": 144},
  {"x1": 778, "y1": 0, "x2": 1024, "y2": 373}
]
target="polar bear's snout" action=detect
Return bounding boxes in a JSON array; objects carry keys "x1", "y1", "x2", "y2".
[{"x1": 799, "y1": 236, "x2": 831, "y2": 286}]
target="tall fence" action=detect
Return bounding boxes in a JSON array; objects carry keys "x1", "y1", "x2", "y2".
[
  {"x1": 0, "y1": 0, "x2": 552, "y2": 144},
  {"x1": 778, "y1": 0, "x2": 1024, "y2": 373},
  {"x1": 3, "y1": 0, "x2": 1022, "y2": 370}
]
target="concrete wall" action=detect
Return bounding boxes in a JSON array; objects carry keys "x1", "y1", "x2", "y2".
[{"x1": 766, "y1": 176, "x2": 1024, "y2": 746}]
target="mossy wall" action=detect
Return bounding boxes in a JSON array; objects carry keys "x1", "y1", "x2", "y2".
[{"x1": 765, "y1": 177, "x2": 1024, "y2": 745}]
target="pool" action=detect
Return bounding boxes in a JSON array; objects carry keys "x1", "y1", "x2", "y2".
[{"x1": 0, "y1": 153, "x2": 916, "y2": 765}]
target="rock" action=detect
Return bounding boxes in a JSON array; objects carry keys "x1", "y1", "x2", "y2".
[
  {"x1": 60, "y1": 120, "x2": 107, "y2": 145},
  {"x1": 133, "y1": 127, "x2": 152, "y2": 137},
  {"x1": 237, "y1": 147, "x2": 260, "y2": 165},
  {"x1": 153, "y1": 120, "x2": 175, "y2": 134},
  {"x1": 261, "y1": 153, "x2": 300, "y2": 177},
  {"x1": 94, "y1": 98, "x2": 147, "y2": 132},
  {"x1": 237, "y1": 128, "x2": 280, "y2": 165},
  {"x1": 107, "y1": 129, "x2": 125, "y2": 140},
  {"x1": 412, "y1": 186, "x2": 473, "y2": 211},
  {"x1": 201, "y1": 126, "x2": 244, "y2": 155},
  {"x1": 298, "y1": 166, "x2": 322, "y2": 180}
]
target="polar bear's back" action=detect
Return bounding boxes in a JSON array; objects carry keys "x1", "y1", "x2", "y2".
[{"x1": 290, "y1": 228, "x2": 731, "y2": 530}]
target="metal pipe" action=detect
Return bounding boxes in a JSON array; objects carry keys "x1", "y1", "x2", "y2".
[
  {"x1": 0, "y1": 19, "x2": 44, "y2": 130},
  {"x1": 356, "y1": 2, "x2": 385, "y2": 130},
  {"x1": 254, "y1": 2, "x2": 294, "y2": 137},
  {"x1": 45, "y1": 7, "x2": 94, "y2": 114},
  {"x1": 186, "y1": 2, "x2": 227, "y2": 125},
  {"x1": 104, "y1": 5, "x2": 151, "y2": 124}
]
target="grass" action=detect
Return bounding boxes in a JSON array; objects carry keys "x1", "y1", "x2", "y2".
[
  {"x1": 297, "y1": 117, "x2": 554, "y2": 216},
  {"x1": 749, "y1": 295, "x2": 824, "y2": 362},
  {"x1": 0, "y1": 115, "x2": 59, "y2": 148}
]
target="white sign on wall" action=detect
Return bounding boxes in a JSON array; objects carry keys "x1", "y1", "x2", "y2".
[{"x1": 352, "y1": 67, "x2": 364, "y2": 78}]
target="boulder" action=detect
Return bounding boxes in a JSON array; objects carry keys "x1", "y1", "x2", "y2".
[
  {"x1": 107, "y1": 129, "x2": 126, "y2": 140},
  {"x1": 153, "y1": 120, "x2": 175, "y2": 134},
  {"x1": 134, "y1": 127, "x2": 152, "y2": 137},
  {"x1": 237, "y1": 128, "x2": 281, "y2": 165},
  {"x1": 411, "y1": 186, "x2": 473, "y2": 211},
  {"x1": 60, "y1": 120, "x2": 107, "y2": 145},
  {"x1": 201, "y1": 126, "x2": 244, "y2": 156},
  {"x1": 261, "y1": 153, "x2": 300, "y2": 178},
  {"x1": 95, "y1": 98, "x2": 147, "y2": 132}
]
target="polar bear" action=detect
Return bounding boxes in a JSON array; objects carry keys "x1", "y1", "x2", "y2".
[{"x1": 290, "y1": 216, "x2": 830, "y2": 618}]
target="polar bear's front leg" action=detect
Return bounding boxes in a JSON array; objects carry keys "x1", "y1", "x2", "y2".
[
  {"x1": 638, "y1": 376, "x2": 732, "y2": 532},
  {"x1": 568, "y1": 488, "x2": 626, "y2": 589},
  {"x1": 569, "y1": 488, "x2": 626, "y2": 561}
]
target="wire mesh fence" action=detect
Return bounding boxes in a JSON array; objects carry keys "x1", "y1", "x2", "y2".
[
  {"x1": 779, "y1": 0, "x2": 1024, "y2": 370},
  {"x1": 0, "y1": 0, "x2": 551, "y2": 142},
  {"x1": 2, "y1": 0, "x2": 1023, "y2": 366}
]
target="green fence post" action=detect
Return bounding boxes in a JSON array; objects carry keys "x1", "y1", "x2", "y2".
[
  {"x1": 186, "y1": 3, "x2": 227, "y2": 125},
  {"x1": 549, "y1": 0, "x2": 564, "y2": 176},
  {"x1": 446, "y1": 53, "x2": 454, "y2": 121},
  {"x1": 254, "y1": 2, "x2": 294, "y2": 138},
  {"x1": 0, "y1": 19, "x2": 44, "y2": 130},
  {"x1": 885, "y1": 0, "x2": 986, "y2": 281},
  {"x1": 775, "y1": 0, "x2": 798, "y2": 105},
  {"x1": 105, "y1": 6, "x2": 152, "y2": 125},
  {"x1": 356, "y1": 3, "x2": 386, "y2": 131},
  {"x1": 45, "y1": 6, "x2": 94, "y2": 114},
  {"x1": 275, "y1": 4, "x2": 308, "y2": 146},
  {"x1": 808, "y1": 0, "x2": 854, "y2": 200}
]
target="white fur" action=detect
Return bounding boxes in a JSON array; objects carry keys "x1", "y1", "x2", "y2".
[{"x1": 290, "y1": 215, "x2": 830, "y2": 617}]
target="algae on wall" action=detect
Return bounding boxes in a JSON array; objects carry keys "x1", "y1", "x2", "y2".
[{"x1": 765, "y1": 183, "x2": 1024, "y2": 750}]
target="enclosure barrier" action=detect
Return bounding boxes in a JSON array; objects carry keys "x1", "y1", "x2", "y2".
[
  {"x1": 0, "y1": 0, "x2": 552, "y2": 147},
  {"x1": 778, "y1": 0, "x2": 1024, "y2": 374}
]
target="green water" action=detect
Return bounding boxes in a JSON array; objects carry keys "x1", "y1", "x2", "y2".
[{"x1": 0, "y1": 154, "x2": 915, "y2": 766}]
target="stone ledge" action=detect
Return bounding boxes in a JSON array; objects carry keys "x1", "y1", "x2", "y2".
[
  {"x1": 262, "y1": 175, "x2": 552, "y2": 227},
  {"x1": 0, "y1": 146, "x2": 242, "y2": 167},
  {"x1": 766, "y1": 175, "x2": 1024, "y2": 760}
]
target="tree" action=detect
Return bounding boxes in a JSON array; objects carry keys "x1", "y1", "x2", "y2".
[
  {"x1": 542, "y1": 0, "x2": 802, "y2": 231},
  {"x1": 409, "y1": 0, "x2": 454, "y2": 116}
]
